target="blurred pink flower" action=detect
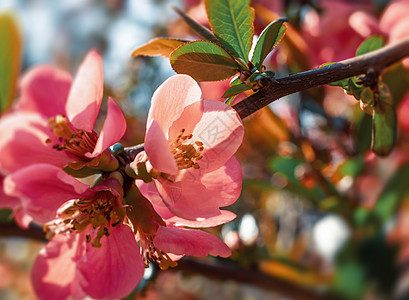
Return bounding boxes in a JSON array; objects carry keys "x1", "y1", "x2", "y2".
[
  {"x1": 5, "y1": 163, "x2": 231, "y2": 300},
  {"x1": 0, "y1": 50, "x2": 126, "y2": 175},
  {"x1": 379, "y1": 0, "x2": 409, "y2": 67},
  {"x1": 302, "y1": 0, "x2": 375, "y2": 67},
  {"x1": 132, "y1": 75, "x2": 243, "y2": 220}
]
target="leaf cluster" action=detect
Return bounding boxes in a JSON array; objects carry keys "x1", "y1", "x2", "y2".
[
  {"x1": 131, "y1": 0, "x2": 287, "y2": 103},
  {"x1": 327, "y1": 36, "x2": 396, "y2": 156}
]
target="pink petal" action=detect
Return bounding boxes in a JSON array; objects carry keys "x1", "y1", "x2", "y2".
[
  {"x1": 66, "y1": 50, "x2": 104, "y2": 132},
  {"x1": 4, "y1": 164, "x2": 92, "y2": 223},
  {"x1": 14, "y1": 208, "x2": 33, "y2": 229},
  {"x1": 148, "y1": 74, "x2": 202, "y2": 138},
  {"x1": 18, "y1": 66, "x2": 72, "y2": 118},
  {"x1": 77, "y1": 224, "x2": 144, "y2": 299},
  {"x1": 0, "y1": 175, "x2": 20, "y2": 209},
  {"x1": 135, "y1": 179, "x2": 172, "y2": 218},
  {"x1": 32, "y1": 233, "x2": 82, "y2": 300},
  {"x1": 380, "y1": 0, "x2": 409, "y2": 33},
  {"x1": 167, "y1": 100, "x2": 204, "y2": 141},
  {"x1": 144, "y1": 120, "x2": 178, "y2": 175},
  {"x1": 166, "y1": 210, "x2": 237, "y2": 228},
  {"x1": 0, "y1": 112, "x2": 72, "y2": 173},
  {"x1": 136, "y1": 180, "x2": 235, "y2": 227},
  {"x1": 155, "y1": 176, "x2": 221, "y2": 220},
  {"x1": 154, "y1": 226, "x2": 231, "y2": 257},
  {"x1": 199, "y1": 156, "x2": 242, "y2": 207},
  {"x1": 87, "y1": 97, "x2": 126, "y2": 158},
  {"x1": 191, "y1": 100, "x2": 243, "y2": 172}
]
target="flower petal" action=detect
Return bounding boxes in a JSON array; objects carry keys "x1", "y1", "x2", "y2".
[
  {"x1": 191, "y1": 100, "x2": 244, "y2": 171},
  {"x1": 18, "y1": 66, "x2": 72, "y2": 118},
  {"x1": 0, "y1": 112, "x2": 72, "y2": 173},
  {"x1": 144, "y1": 120, "x2": 178, "y2": 175},
  {"x1": 166, "y1": 210, "x2": 237, "y2": 228},
  {"x1": 77, "y1": 224, "x2": 144, "y2": 300},
  {"x1": 155, "y1": 176, "x2": 221, "y2": 220},
  {"x1": 32, "y1": 233, "x2": 82, "y2": 300},
  {"x1": 148, "y1": 74, "x2": 202, "y2": 138},
  {"x1": 0, "y1": 176, "x2": 20, "y2": 209},
  {"x1": 4, "y1": 164, "x2": 92, "y2": 223},
  {"x1": 137, "y1": 180, "x2": 237, "y2": 227},
  {"x1": 199, "y1": 156, "x2": 242, "y2": 207},
  {"x1": 154, "y1": 226, "x2": 231, "y2": 257},
  {"x1": 88, "y1": 97, "x2": 126, "y2": 158},
  {"x1": 66, "y1": 50, "x2": 104, "y2": 132}
]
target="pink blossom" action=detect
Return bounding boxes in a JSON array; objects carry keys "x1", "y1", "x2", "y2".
[
  {"x1": 302, "y1": 0, "x2": 375, "y2": 67},
  {"x1": 0, "y1": 50, "x2": 126, "y2": 175},
  {"x1": 5, "y1": 163, "x2": 232, "y2": 299},
  {"x1": 130, "y1": 75, "x2": 244, "y2": 220}
]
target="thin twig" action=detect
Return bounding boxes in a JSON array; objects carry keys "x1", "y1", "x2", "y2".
[{"x1": 233, "y1": 37, "x2": 409, "y2": 119}]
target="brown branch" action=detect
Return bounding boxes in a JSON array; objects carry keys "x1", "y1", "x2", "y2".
[
  {"x1": 233, "y1": 37, "x2": 409, "y2": 119},
  {"x1": 0, "y1": 221, "x2": 339, "y2": 300}
]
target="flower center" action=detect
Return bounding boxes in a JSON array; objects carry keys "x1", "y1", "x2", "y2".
[
  {"x1": 45, "y1": 191, "x2": 125, "y2": 248},
  {"x1": 47, "y1": 115, "x2": 98, "y2": 158},
  {"x1": 140, "y1": 235, "x2": 177, "y2": 270},
  {"x1": 170, "y1": 129, "x2": 204, "y2": 170}
]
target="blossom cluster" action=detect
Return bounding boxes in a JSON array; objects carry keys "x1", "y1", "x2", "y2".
[{"x1": 0, "y1": 51, "x2": 244, "y2": 299}]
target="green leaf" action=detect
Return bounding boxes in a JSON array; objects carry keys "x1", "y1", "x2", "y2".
[
  {"x1": 222, "y1": 82, "x2": 251, "y2": 98},
  {"x1": 371, "y1": 85, "x2": 396, "y2": 156},
  {"x1": 131, "y1": 38, "x2": 188, "y2": 58},
  {"x1": 333, "y1": 260, "x2": 366, "y2": 300},
  {"x1": 252, "y1": 17, "x2": 287, "y2": 70},
  {"x1": 327, "y1": 78, "x2": 349, "y2": 89},
  {"x1": 206, "y1": 0, "x2": 254, "y2": 63},
  {"x1": 173, "y1": 7, "x2": 221, "y2": 46},
  {"x1": 348, "y1": 78, "x2": 364, "y2": 100},
  {"x1": 0, "y1": 13, "x2": 22, "y2": 113},
  {"x1": 229, "y1": 75, "x2": 241, "y2": 86},
  {"x1": 373, "y1": 163, "x2": 409, "y2": 224},
  {"x1": 170, "y1": 40, "x2": 240, "y2": 81},
  {"x1": 356, "y1": 35, "x2": 384, "y2": 57}
]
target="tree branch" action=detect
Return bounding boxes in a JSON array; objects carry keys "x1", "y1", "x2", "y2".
[{"x1": 233, "y1": 37, "x2": 409, "y2": 119}]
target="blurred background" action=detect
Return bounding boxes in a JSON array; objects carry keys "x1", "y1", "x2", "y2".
[{"x1": 2, "y1": 0, "x2": 409, "y2": 299}]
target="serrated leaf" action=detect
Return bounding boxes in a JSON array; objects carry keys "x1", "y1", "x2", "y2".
[
  {"x1": 131, "y1": 38, "x2": 188, "y2": 58},
  {"x1": 0, "y1": 13, "x2": 22, "y2": 113},
  {"x1": 206, "y1": 0, "x2": 254, "y2": 63},
  {"x1": 173, "y1": 7, "x2": 221, "y2": 46},
  {"x1": 223, "y1": 82, "x2": 251, "y2": 98},
  {"x1": 356, "y1": 35, "x2": 384, "y2": 57},
  {"x1": 371, "y1": 100, "x2": 396, "y2": 156},
  {"x1": 170, "y1": 40, "x2": 240, "y2": 81},
  {"x1": 230, "y1": 75, "x2": 241, "y2": 86},
  {"x1": 252, "y1": 18, "x2": 287, "y2": 69}
]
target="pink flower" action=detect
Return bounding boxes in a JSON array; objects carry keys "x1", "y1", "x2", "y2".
[
  {"x1": 301, "y1": 0, "x2": 375, "y2": 66},
  {"x1": 0, "y1": 50, "x2": 126, "y2": 175},
  {"x1": 5, "y1": 163, "x2": 231, "y2": 300},
  {"x1": 130, "y1": 75, "x2": 244, "y2": 220}
]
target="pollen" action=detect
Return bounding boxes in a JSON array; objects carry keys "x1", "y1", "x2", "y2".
[
  {"x1": 141, "y1": 236, "x2": 178, "y2": 270},
  {"x1": 44, "y1": 191, "x2": 125, "y2": 248},
  {"x1": 169, "y1": 129, "x2": 204, "y2": 170},
  {"x1": 48, "y1": 115, "x2": 98, "y2": 158}
]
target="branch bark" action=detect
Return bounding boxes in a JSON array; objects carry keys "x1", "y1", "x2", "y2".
[{"x1": 233, "y1": 37, "x2": 409, "y2": 119}]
